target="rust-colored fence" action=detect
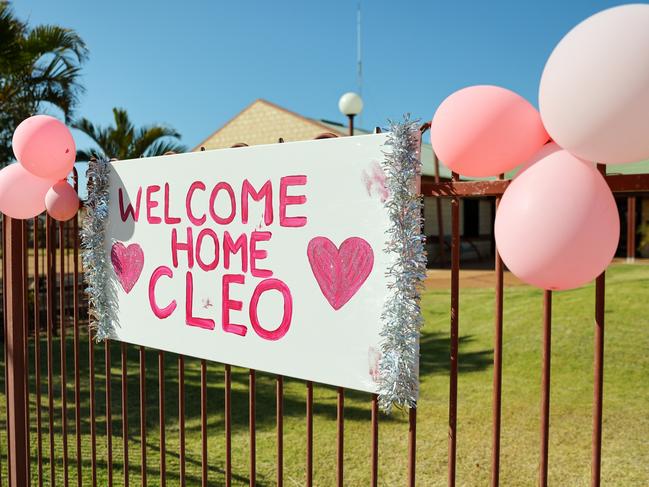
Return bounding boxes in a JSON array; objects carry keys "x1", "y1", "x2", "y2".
[{"x1": 1, "y1": 131, "x2": 648, "y2": 486}]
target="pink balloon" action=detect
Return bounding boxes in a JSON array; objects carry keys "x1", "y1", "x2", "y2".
[
  {"x1": 495, "y1": 148, "x2": 619, "y2": 291},
  {"x1": 12, "y1": 115, "x2": 76, "y2": 179},
  {"x1": 45, "y1": 180, "x2": 79, "y2": 221},
  {"x1": 515, "y1": 141, "x2": 562, "y2": 177},
  {"x1": 430, "y1": 85, "x2": 549, "y2": 177},
  {"x1": 539, "y1": 4, "x2": 649, "y2": 164},
  {"x1": 0, "y1": 164, "x2": 55, "y2": 219}
]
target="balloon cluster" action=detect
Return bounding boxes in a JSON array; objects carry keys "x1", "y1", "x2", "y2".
[
  {"x1": 430, "y1": 4, "x2": 649, "y2": 291},
  {"x1": 0, "y1": 115, "x2": 79, "y2": 221}
]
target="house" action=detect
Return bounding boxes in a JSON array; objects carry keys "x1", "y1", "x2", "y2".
[{"x1": 195, "y1": 99, "x2": 646, "y2": 265}]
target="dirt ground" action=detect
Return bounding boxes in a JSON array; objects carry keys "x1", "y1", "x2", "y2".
[
  {"x1": 424, "y1": 258, "x2": 647, "y2": 290},
  {"x1": 424, "y1": 268, "x2": 523, "y2": 289}
]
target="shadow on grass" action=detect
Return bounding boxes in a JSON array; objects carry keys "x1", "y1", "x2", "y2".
[
  {"x1": 0, "y1": 322, "x2": 491, "y2": 485},
  {"x1": 0, "y1": 325, "x2": 492, "y2": 433},
  {"x1": 419, "y1": 331, "x2": 492, "y2": 377}
]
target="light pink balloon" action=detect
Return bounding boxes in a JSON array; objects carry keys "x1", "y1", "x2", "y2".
[
  {"x1": 495, "y1": 148, "x2": 619, "y2": 291},
  {"x1": 0, "y1": 164, "x2": 55, "y2": 219},
  {"x1": 539, "y1": 4, "x2": 649, "y2": 164},
  {"x1": 12, "y1": 115, "x2": 76, "y2": 179},
  {"x1": 430, "y1": 85, "x2": 549, "y2": 177},
  {"x1": 45, "y1": 180, "x2": 79, "y2": 221}
]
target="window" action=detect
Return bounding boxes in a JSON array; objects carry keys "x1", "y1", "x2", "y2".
[{"x1": 463, "y1": 199, "x2": 479, "y2": 237}]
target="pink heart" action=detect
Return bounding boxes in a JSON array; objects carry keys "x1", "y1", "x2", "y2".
[
  {"x1": 307, "y1": 236, "x2": 374, "y2": 310},
  {"x1": 111, "y1": 242, "x2": 144, "y2": 294}
]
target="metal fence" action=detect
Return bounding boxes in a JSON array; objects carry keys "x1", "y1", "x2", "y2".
[{"x1": 1, "y1": 131, "x2": 648, "y2": 487}]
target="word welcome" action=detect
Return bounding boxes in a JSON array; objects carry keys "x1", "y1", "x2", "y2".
[
  {"x1": 118, "y1": 177, "x2": 307, "y2": 227},
  {"x1": 119, "y1": 176, "x2": 308, "y2": 342}
]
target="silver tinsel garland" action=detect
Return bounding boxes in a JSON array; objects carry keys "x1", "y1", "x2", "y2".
[
  {"x1": 80, "y1": 158, "x2": 117, "y2": 341},
  {"x1": 377, "y1": 118, "x2": 427, "y2": 413}
]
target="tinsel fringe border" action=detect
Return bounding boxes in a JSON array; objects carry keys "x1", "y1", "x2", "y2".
[
  {"x1": 80, "y1": 158, "x2": 117, "y2": 341},
  {"x1": 377, "y1": 118, "x2": 427, "y2": 413}
]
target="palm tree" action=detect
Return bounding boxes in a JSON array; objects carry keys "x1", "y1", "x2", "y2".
[
  {"x1": 0, "y1": 1, "x2": 88, "y2": 164},
  {"x1": 73, "y1": 108, "x2": 187, "y2": 160}
]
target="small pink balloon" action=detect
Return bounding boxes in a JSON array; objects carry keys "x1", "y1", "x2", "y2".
[
  {"x1": 45, "y1": 180, "x2": 79, "y2": 221},
  {"x1": 495, "y1": 148, "x2": 619, "y2": 291},
  {"x1": 430, "y1": 85, "x2": 549, "y2": 177},
  {"x1": 12, "y1": 115, "x2": 76, "y2": 179},
  {"x1": 0, "y1": 164, "x2": 55, "y2": 219}
]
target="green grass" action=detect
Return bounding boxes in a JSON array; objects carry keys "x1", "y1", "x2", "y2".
[{"x1": 1, "y1": 263, "x2": 648, "y2": 485}]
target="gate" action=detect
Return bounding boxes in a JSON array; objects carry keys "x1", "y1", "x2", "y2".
[{"x1": 1, "y1": 128, "x2": 648, "y2": 486}]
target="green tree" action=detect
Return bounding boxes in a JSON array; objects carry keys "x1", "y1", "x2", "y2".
[
  {"x1": 0, "y1": 1, "x2": 88, "y2": 164},
  {"x1": 73, "y1": 107, "x2": 187, "y2": 160}
]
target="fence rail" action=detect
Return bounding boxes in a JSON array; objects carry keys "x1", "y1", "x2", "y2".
[{"x1": 0, "y1": 133, "x2": 647, "y2": 486}]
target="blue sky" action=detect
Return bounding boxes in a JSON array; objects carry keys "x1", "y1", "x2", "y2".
[{"x1": 14, "y1": 0, "x2": 631, "y2": 152}]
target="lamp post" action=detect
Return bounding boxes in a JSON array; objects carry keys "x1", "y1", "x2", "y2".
[{"x1": 338, "y1": 92, "x2": 363, "y2": 136}]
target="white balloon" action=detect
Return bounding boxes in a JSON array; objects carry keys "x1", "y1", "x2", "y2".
[{"x1": 539, "y1": 4, "x2": 649, "y2": 164}]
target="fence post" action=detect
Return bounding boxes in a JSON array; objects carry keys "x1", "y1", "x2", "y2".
[{"x1": 5, "y1": 216, "x2": 29, "y2": 486}]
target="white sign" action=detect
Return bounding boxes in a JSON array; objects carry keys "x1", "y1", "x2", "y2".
[{"x1": 105, "y1": 133, "x2": 398, "y2": 393}]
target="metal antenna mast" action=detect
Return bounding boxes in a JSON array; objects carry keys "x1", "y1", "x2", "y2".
[
  {"x1": 356, "y1": 0, "x2": 363, "y2": 124},
  {"x1": 357, "y1": 1, "x2": 362, "y2": 95}
]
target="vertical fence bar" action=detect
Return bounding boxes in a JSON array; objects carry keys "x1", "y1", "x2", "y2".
[
  {"x1": 2, "y1": 215, "x2": 9, "y2": 487},
  {"x1": 592, "y1": 272, "x2": 605, "y2": 487},
  {"x1": 224, "y1": 364, "x2": 231, "y2": 487},
  {"x1": 491, "y1": 178, "x2": 505, "y2": 487},
  {"x1": 448, "y1": 171, "x2": 460, "y2": 487},
  {"x1": 5, "y1": 216, "x2": 29, "y2": 486},
  {"x1": 306, "y1": 381, "x2": 313, "y2": 487},
  {"x1": 139, "y1": 346, "x2": 147, "y2": 487},
  {"x1": 337, "y1": 387, "x2": 344, "y2": 487},
  {"x1": 178, "y1": 356, "x2": 185, "y2": 487},
  {"x1": 276, "y1": 375, "x2": 284, "y2": 487},
  {"x1": 89, "y1": 335, "x2": 97, "y2": 487},
  {"x1": 122, "y1": 343, "x2": 129, "y2": 487},
  {"x1": 539, "y1": 290, "x2": 552, "y2": 487},
  {"x1": 626, "y1": 196, "x2": 636, "y2": 263},
  {"x1": 72, "y1": 172, "x2": 82, "y2": 487},
  {"x1": 75, "y1": 282, "x2": 83, "y2": 487},
  {"x1": 59, "y1": 221, "x2": 69, "y2": 487},
  {"x1": 106, "y1": 341, "x2": 113, "y2": 487},
  {"x1": 158, "y1": 351, "x2": 165, "y2": 487},
  {"x1": 46, "y1": 215, "x2": 56, "y2": 487},
  {"x1": 249, "y1": 369, "x2": 256, "y2": 487},
  {"x1": 21, "y1": 220, "x2": 31, "y2": 487},
  {"x1": 591, "y1": 164, "x2": 608, "y2": 487},
  {"x1": 370, "y1": 394, "x2": 378, "y2": 487},
  {"x1": 200, "y1": 359, "x2": 207, "y2": 487},
  {"x1": 34, "y1": 216, "x2": 44, "y2": 487},
  {"x1": 408, "y1": 407, "x2": 417, "y2": 487}
]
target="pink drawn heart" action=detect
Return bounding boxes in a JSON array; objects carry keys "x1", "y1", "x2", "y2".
[
  {"x1": 307, "y1": 236, "x2": 374, "y2": 310},
  {"x1": 111, "y1": 242, "x2": 144, "y2": 294}
]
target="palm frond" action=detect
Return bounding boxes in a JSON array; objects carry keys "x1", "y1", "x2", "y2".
[
  {"x1": 0, "y1": 4, "x2": 87, "y2": 161},
  {"x1": 75, "y1": 108, "x2": 186, "y2": 160},
  {"x1": 0, "y1": 2, "x2": 26, "y2": 70},
  {"x1": 76, "y1": 148, "x2": 104, "y2": 163},
  {"x1": 72, "y1": 118, "x2": 102, "y2": 145},
  {"x1": 73, "y1": 118, "x2": 118, "y2": 159},
  {"x1": 132, "y1": 125, "x2": 181, "y2": 157},
  {"x1": 23, "y1": 25, "x2": 88, "y2": 63},
  {"x1": 143, "y1": 139, "x2": 188, "y2": 158}
]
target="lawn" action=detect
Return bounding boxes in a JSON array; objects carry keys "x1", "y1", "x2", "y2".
[{"x1": 0, "y1": 263, "x2": 648, "y2": 486}]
